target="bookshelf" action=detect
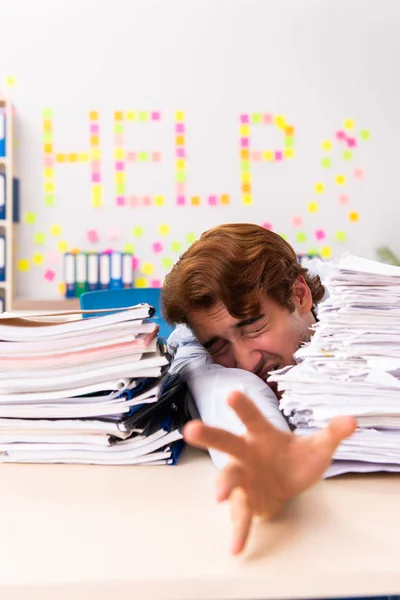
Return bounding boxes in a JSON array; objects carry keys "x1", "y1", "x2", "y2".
[{"x1": 0, "y1": 99, "x2": 16, "y2": 312}]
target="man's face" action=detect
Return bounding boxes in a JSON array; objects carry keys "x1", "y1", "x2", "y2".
[{"x1": 187, "y1": 277, "x2": 315, "y2": 386}]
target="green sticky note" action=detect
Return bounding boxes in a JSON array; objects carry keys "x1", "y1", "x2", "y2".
[
  {"x1": 116, "y1": 183, "x2": 125, "y2": 194},
  {"x1": 34, "y1": 232, "x2": 46, "y2": 245},
  {"x1": 186, "y1": 232, "x2": 197, "y2": 244},
  {"x1": 162, "y1": 257, "x2": 173, "y2": 269},
  {"x1": 176, "y1": 171, "x2": 186, "y2": 183},
  {"x1": 360, "y1": 130, "x2": 370, "y2": 140},
  {"x1": 241, "y1": 160, "x2": 251, "y2": 172},
  {"x1": 321, "y1": 157, "x2": 331, "y2": 168},
  {"x1": 43, "y1": 131, "x2": 53, "y2": 143},
  {"x1": 114, "y1": 123, "x2": 123, "y2": 135},
  {"x1": 284, "y1": 136, "x2": 294, "y2": 148},
  {"x1": 132, "y1": 226, "x2": 143, "y2": 237},
  {"x1": 44, "y1": 194, "x2": 55, "y2": 206},
  {"x1": 251, "y1": 113, "x2": 262, "y2": 123},
  {"x1": 123, "y1": 243, "x2": 135, "y2": 254},
  {"x1": 335, "y1": 231, "x2": 347, "y2": 242},
  {"x1": 139, "y1": 111, "x2": 149, "y2": 121},
  {"x1": 343, "y1": 150, "x2": 352, "y2": 160},
  {"x1": 307, "y1": 248, "x2": 318, "y2": 256},
  {"x1": 171, "y1": 241, "x2": 182, "y2": 252},
  {"x1": 42, "y1": 108, "x2": 52, "y2": 119},
  {"x1": 296, "y1": 232, "x2": 307, "y2": 243},
  {"x1": 24, "y1": 212, "x2": 36, "y2": 225},
  {"x1": 138, "y1": 151, "x2": 149, "y2": 162}
]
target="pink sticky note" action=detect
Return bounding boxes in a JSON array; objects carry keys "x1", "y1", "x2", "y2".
[
  {"x1": 175, "y1": 123, "x2": 185, "y2": 133},
  {"x1": 44, "y1": 156, "x2": 54, "y2": 168},
  {"x1": 347, "y1": 138, "x2": 357, "y2": 148},
  {"x1": 176, "y1": 148, "x2": 186, "y2": 158},
  {"x1": 339, "y1": 194, "x2": 349, "y2": 205},
  {"x1": 262, "y1": 222, "x2": 272, "y2": 230},
  {"x1": 315, "y1": 229, "x2": 326, "y2": 240},
  {"x1": 151, "y1": 151, "x2": 161, "y2": 162},
  {"x1": 151, "y1": 279, "x2": 161, "y2": 288},
  {"x1": 208, "y1": 195, "x2": 218, "y2": 206},
  {"x1": 91, "y1": 173, "x2": 100, "y2": 183},
  {"x1": 103, "y1": 248, "x2": 114, "y2": 255},
  {"x1": 114, "y1": 135, "x2": 124, "y2": 146},
  {"x1": 90, "y1": 124, "x2": 99, "y2": 134},
  {"x1": 47, "y1": 251, "x2": 61, "y2": 265},
  {"x1": 44, "y1": 269, "x2": 56, "y2": 282},
  {"x1": 252, "y1": 151, "x2": 262, "y2": 161},
  {"x1": 116, "y1": 196, "x2": 125, "y2": 206},
  {"x1": 115, "y1": 161, "x2": 124, "y2": 171},
  {"x1": 151, "y1": 111, "x2": 161, "y2": 121},
  {"x1": 263, "y1": 113, "x2": 273, "y2": 124},
  {"x1": 336, "y1": 130, "x2": 346, "y2": 141},
  {"x1": 275, "y1": 150, "x2": 283, "y2": 160},
  {"x1": 142, "y1": 196, "x2": 151, "y2": 206},
  {"x1": 152, "y1": 242, "x2": 163, "y2": 253},
  {"x1": 132, "y1": 256, "x2": 140, "y2": 270},
  {"x1": 240, "y1": 114, "x2": 249, "y2": 123},
  {"x1": 353, "y1": 168, "x2": 364, "y2": 179},
  {"x1": 87, "y1": 229, "x2": 99, "y2": 243},
  {"x1": 177, "y1": 196, "x2": 186, "y2": 205},
  {"x1": 126, "y1": 152, "x2": 136, "y2": 162},
  {"x1": 107, "y1": 227, "x2": 121, "y2": 241},
  {"x1": 91, "y1": 160, "x2": 101, "y2": 172},
  {"x1": 292, "y1": 216, "x2": 303, "y2": 227},
  {"x1": 176, "y1": 183, "x2": 185, "y2": 194},
  {"x1": 128, "y1": 196, "x2": 139, "y2": 206},
  {"x1": 240, "y1": 138, "x2": 249, "y2": 148}
]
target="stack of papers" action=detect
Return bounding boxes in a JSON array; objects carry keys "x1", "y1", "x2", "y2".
[
  {"x1": 269, "y1": 254, "x2": 400, "y2": 477},
  {"x1": 0, "y1": 306, "x2": 186, "y2": 465}
]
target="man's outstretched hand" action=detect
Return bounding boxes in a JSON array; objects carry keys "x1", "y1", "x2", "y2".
[{"x1": 183, "y1": 391, "x2": 356, "y2": 555}]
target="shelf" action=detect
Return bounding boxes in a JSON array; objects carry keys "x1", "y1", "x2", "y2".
[{"x1": 13, "y1": 298, "x2": 81, "y2": 311}]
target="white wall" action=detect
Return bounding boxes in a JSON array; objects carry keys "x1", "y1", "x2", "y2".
[{"x1": 1, "y1": 0, "x2": 399, "y2": 298}]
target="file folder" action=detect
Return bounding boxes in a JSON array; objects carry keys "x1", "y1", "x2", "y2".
[
  {"x1": 75, "y1": 253, "x2": 88, "y2": 297},
  {"x1": 64, "y1": 253, "x2": 75, "y2": 298},
  {"x1": 0, "y1": 236, "x2": 5, "y2": 281},
  {"x1": 110, "y1": 251, "x2": 123, "y2": 290},
  {"x1": 0, "y1": 174, "x2": 5, "y2": 220},
  {"x1": 99, "y1": 253, "x2": 111, "y2": 290},
  {"x1": 87, "y1": 253, "x2": 100, "y2": 291}
]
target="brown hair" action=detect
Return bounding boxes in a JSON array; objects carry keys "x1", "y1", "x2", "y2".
[{"x1": 162, "y1": 223, "x2": 325, "y2": 325}]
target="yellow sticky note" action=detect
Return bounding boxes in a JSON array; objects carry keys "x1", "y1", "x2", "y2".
[
  {"x1": 344, "y1": 119, "x2": 354, "y2": 130},
  {"x1": 56, "y1": 154, "x2": 66, "y2": 163},
  {"x1": 78, "y1": 153, "x2": 89, "y2": 162},
  {"x1": 57, "y1": 240, "x2": 69, "y2": 253},
  {"x1": 307, "y1": 202, "x2": 319, "y2": 213},
  {"x1": 162, "y1": 257, "x2": 173, "y2": 270},
  {"x1": 176, "y1": 158, "x2": 185, "y2": 170},
  {"x1": 321, "y1": 246, "x2": 332, "y2": 258},
  {"x1": 34, "y1": 232, "x2": 46, "y2": 245},
  {"x1": 220, "y1": 194, "x2": 230, "y2": 205},
  {"x1": 171, "y1": 241, "x2": 182, "y2": 252},
  {"x1": 43, "y1": 120, "x2": 52, "y2": 132},
  {"x1": 175, "y1": 110, "x2": 185, "y2": 122},
  {"x1": 321, "y1": 140, "x2": 332, "y2": 151},
  {"x1": 242, "y1": 194, "x2": 253, "y2": 205},
  {"x1": 124, "y1": 243, "x2": 135, "y2": 254},
  {"x1": 263, "y1": 151, "x2": 274, "y2": 161},
  {"x1": 314, "y1": 183, "x2": 325, "y2": 194},
  {"x1": 91, "y1": 149, "x2": 101, "y2": 160},
  {"x1": 132, "y1": 226, "x2": 144, "y2": 237},
  {"x1": 186, "y1": 232, "x2": 197, "y2": 244},
  {"x1": 44, "y1": 182, "x2": 55, "y2": 193},
  {"x1": 58, "y1": 282, "x2": 66, "y2": 295},
  {"x1": 140, "y1": 263, "x2": 154, "y2": 275},
  {"x1": 50, "y1": 224, "x2": 62, "y2": 237},
  {"x1": 92, "y1": 184, "x2": 103, "y2": 207},
  {"x1": 275, "y1": 114, "x2": 286, "y2": 129},
  {"x1": 68, "y1": 153, "x2": 78, "y2": 162},
  {"x1": 126, "y1": 111, "x2": 136, "y2": 121},
  {"x1": 24, "y1": 212, "x2": 36, "y2": 225},
  {"x1": 241, "y1": 173, "x2": 251, "y2": 183},
  {"x1": 89, "y1": 111, "x2": 98, "y2": 121},
  {"x1": 240, "y1": 125, "x2": 250, "y2": 136},
  {"x1": 336, "y1": 174, "x2": 346, "y2": 185},
  {"x1": 158, "y1": 224, "x2": 170, "y2": 236},
  {"x1": 284, "y1": 148, "x2": 294, "y2": 159},
  {"x1": 349, "y1": 211, "x2": 359, "y2": 222},
  {"x1": 44, "y1": 168, "x2": 54, "y2": 179},
  {"x1": 135, "y1": 278, "x2": 148, "y2": 288},
  {"x1": 5, "y1": 75, "x2": 16, "y2": 87},
  {"x1": 114, "y1": 148, "x2": 124, "y2": 160},
  {"x1": 32, "y1": 253, "x2": 44, "y2": 266},
  {"x1": 154, "y1": 195, "x2": 165, "y2": 206},
  {"x1": 114, "y1": 171, "x2": 125, "y2": 184},
  {"x1": 17, "y1": 259, "x2": 30, "y2": 272}
]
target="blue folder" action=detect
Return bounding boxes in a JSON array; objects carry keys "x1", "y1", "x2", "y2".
[{"x1": 79, "y1": 287, "x2": 175, "y2": 339}]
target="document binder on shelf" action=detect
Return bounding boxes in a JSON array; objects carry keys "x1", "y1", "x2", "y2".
[{"x1": 64, "y1": 253, "x2": 76, "y2": 298}]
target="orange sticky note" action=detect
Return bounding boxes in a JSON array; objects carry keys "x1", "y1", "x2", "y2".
[
  {"x1": 114, "y1": 111, "x2": 123, "y2": 121},
  {"x1": 191, "y1": 196, "x2": 201, "y2": 206},
  {"x1": 89, "y1": 111, "x2": 99, "y2": 121},
  {"x1": 56, "y1": 154, "x2": 66, "y2": 163},
  {"x1": 349, "y1": 211, "x2": 359, "y2": 222},
  {"x1": 68, "y1": 153, "x2": 78, "y2": 162},
  {"x1": 220, "y1": 194, "x2": 230, "y2": 204}
]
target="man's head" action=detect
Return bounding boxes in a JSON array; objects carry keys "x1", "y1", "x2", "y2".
[{"x1": 162, "y1": 223, "x2": 325, "y2": 382}]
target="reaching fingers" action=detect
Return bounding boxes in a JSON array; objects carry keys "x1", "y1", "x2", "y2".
[
  {"x1": 216, "y1": 462, "x2": 246, "y2": 502},
  {"x1": 314, "y1": 415, "x2": 357, "y2": 455},
  {"x1": 183, "y1": 420, "x2": 248, "y2": 460},
  {"x1": 230, "y1": 487, "x2": 252, "y2": 555},
  {"x1": 227, "y1": 391, "x2": 286, "y2": 437}
]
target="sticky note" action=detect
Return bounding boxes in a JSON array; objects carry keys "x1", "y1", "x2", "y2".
[
  {"x1": 139, "y1": 111, "x2": 148, "y2": 121},
  {"x1": 44, "y1": 195, "x2": 55, "y2": 207},
  {"x1": 57, "y1": 241, "x2": 69, "y2": 253},
  {"x1": 176, "y1": 172, "x2": 186, "y2": 183},
  {"x1": 44, "y1": 182, "x2": 55, "y2": 193},
  {"x1": 43, "y1": 109, "x2": 52, "y2": 119},
  {"x1": 296, "y1": 232, "x2": 307, "y2": 243},
  {"x1": 158, "y1": 224, "x2": 170, "y2": 236},
  {"x1": 132, "y1": 257, "x2": 140, "y2": 269},
  {"x1": 315, "y1": 229, "x2": 326, "y2": 240},
  {"x1": 177, "y1": 196, "x2": 186, "y2": 205},
  {"x1": 220, "y1": 194, "x2": 230, "y2": 204},
  {"x1": 275, "y1": 114, "x2": 286, "y2": 128},
  {"x1": 114, "y1": 123, "x2": 123, "y2": 135},
  {"x1": 240, "y1": 114, "x2": 249, "y2": 123},
  {"x1": 240, "y1": 125, "x2": 250, "y2": 136},
  {"x1": 126, "y1": 111, "x2": 136, "y2": 121},
  {"x1": 353, "y1": 168, "x2": 364, "y2": 179},
  {"x1": 343, "y1": 150, "x2": 352, "y2": 160},
  {"x1": 321, "y1": 157, "x2": 331, "y2": 168},
  {"x1": 24, "y1": 212, "x2": 36, "y2": 225},
  {"x1": 58, "y1": 282, "x2": 66, "y2": 295},
  {"x1": 44, "y1": 269, "x2": 56, "y2": 282},
  {"x1": 151, "y1": 279, "x2": 161, "y2": 288},
  {"x1": 241, "y1": 160, "x2": 250, "y2": 172},
  {"x1": 307, "y1": 202, "x2": 319, "y2": 213},
  {"x1": 176, "y1": 135, "x2": 185, "y2": 147},
  {"x1": 154, "y1": 195, "x2": 165, "y2": 206},
  {"x1": 279, "y1": 233, "x2": 288, "y2": 240},
  {"x1": 360, "y1": 130, "x2": 370, "y2": 140},
  {"x1": 243, "y1": 194, "x2": 253, "y2": 205},
  {"x1": 5, "y1": 75, "x2": 16, "y2": 87},
  {"x1": 17, "y1": 259, "x2": 30, "y2": 272},
  {"x1": 240, "y1": 138, "x2": 249, "y2": 148},
  {"x1": 262, "y1": 222, "x2": 272, "y2": 230},
  {"x1": 50, "y1": 224, "x2": 62, "y2": 237},
  {"x1": 114, "y1": 171, "x2": 125, "y2": 184},
  {"x1": 114, "y1": 148, "x2": 124, "y2": 160},
  {"x1": 132, "y1": 226, "x2": 144, "y2": 237},
  {"x1": 91, "y1": 135, "x2": 100, "y2": 146},
  {"x1": 275, "y1": 151, "x2": 283, "y2": 161},
  {"x1": 43, "y1": 132, "x2": 52, "y2": 143},
  {"x1": 114, "y1": 111, "x2": 123, "y2": 121},
  {"x1": 314, "y1": 183, "x2": 325, "y2": 194},
  {"x1": 68, "y1": 153, "x2": 78, "y2": 162},
  {"x1": 339, "y1": 194, "x2": 349, "y2": 205},
  {"x1": 344, "y1": 119, "x2": 354, "y2": 130},
  {"x1": 335, "y1": 231, "x2": 347, "y2": 242},
  {"x1": 208, "y1": 195, "x2": 218, "y2": 205},
  {"x1": 142, "y1": 196, "x2": 151, "y2": 206},
  {"x1": 320, "y1": 246, "x2": 332, "y2": 259},
  {"x1": 171, "y1": 241, "x2": 182, "y2": 253},
  {"x1": 44, "y1": 156, "x2": 54, "y2": 168},
  {"x1": 335, "y1": 174, "x2": 346, "y2": 185},
  {"x1": 138, "y1": 152, "x2": 149, "y2": 162},
  {"x1": 321, "y1": 140, "x2": 332, "y2": 151},
  {"x1": 135, "y1": 277, "x2": 147, "y2": 288},
  {"x1": 124, "y1": 243, "x2": 135, "y2": 254},
  {"x1": 284, "y1": 136, "x2": 294, "y2": 147},
  {"x1": 32, "y1": 253, "x2": 44, "y2": 266},
  {"x1": 284, "y1": 148, "x2": 294, "y2": 159},
  {"x1": 115, "y1": 184, "x2": 125, "y2": 195},
  {"x1": 34, "y1": 232, "x2": 46, "y2": 245},
  {"x1": 44, "y1": 168, "x2": 54, "y2": 179},
  {"x1": 347, "y1": 138, "x2": 356, "y2": 148},
  {"x1": 307, "y1": 248, "x2": 318, "y2": 256},
  {"x1": 89, "y1": 111, "x2": 99, "y2": 121},
  {"x1": 263, "y1": 114, "x2": 273, "y2": 124},
  {"x1": 175, "y1": 110, "x2": 185, "y2": 122},
  {"x1": 107, "y1": 227, "x2": 120, "y2": 241},
  {"x1": 153, "y1": 242, "x2": 163, "y2": 253},
  {"x1": 285, "y1": 125, "x2": 294, "y2": 136},
  {"x1": 186, "y1": 232, "x2": 197, "y2": 244},
  {"x1": 263, "y1": 151, "x2": 274, "y2": 161},
  {"x1": 152, "y1": 151, "x2": 161, "y2": 162},
  {"x1": 141, "y1": 262, "x2": 155, "y2": 276},
  {"x1": 92, "y1": 173, "x2": 101, "y2": 183},
  {"x1": 91, "y1": 149, "x2": 101, "y2": 160},
  {"x1": 162, "y1": 257, "x2": 173, "y2": 270},
  {"x1": 349, "y1": 211, "x2": 359, "y2": 222},
  {"x1": 151, "y1": 111, "x2": 161, "y2": 121},
  {"x1": 292, "y1": 216, "x2": 303, "y2": 227},
  {"x1": 252, "y1": 151, "x2": 262, "y2": 161},
  {"x1": 241, "y1": 173, "x2": 251, "y2": 183},
  {"x1": 191, "y1": 196, "x2": 200, "y2": 206}
]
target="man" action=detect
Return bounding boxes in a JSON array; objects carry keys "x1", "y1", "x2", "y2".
[{"x1": 162, "y1": 223, "x2": 356, "y2": 555}]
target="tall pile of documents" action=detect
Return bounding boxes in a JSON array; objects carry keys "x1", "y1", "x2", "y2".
[
  {"x1": 270, "y1": 254, "x2": 400, "y2": 476},
  {"x1": 0, "y1": 305, "x2": 186, "y2": 465}
]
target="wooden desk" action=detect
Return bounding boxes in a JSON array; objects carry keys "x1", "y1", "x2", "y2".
[{"x1": 0, "y1": 447, "x2": 399, "y2": 599}]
